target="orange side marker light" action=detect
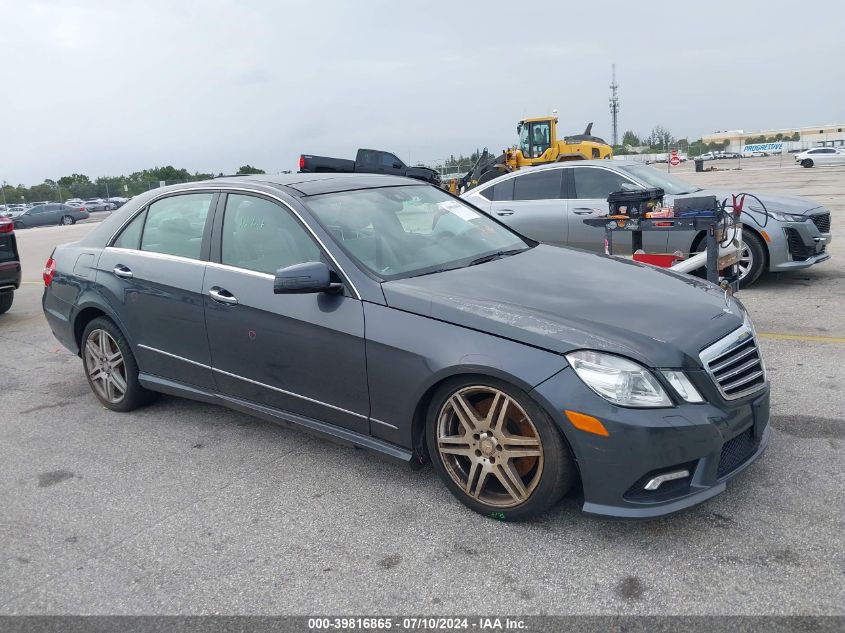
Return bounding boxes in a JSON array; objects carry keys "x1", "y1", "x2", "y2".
[{"x1": 564, "y1": 410, "x2": 609, "y2": 437}]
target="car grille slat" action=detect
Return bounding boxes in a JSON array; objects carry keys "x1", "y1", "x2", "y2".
[
  {"x1": 721, "y1": 370, "x2": 765, "y2": 393},
  {"x1": 810, "y1": 212, "x2": 830, "y2": 233},
  {"x1": 709, "y1": 344, "x2": 756, "y2": 373},
  {"x1": 714, "y1": 357, "x2": 763, "y2": 382},
  {"x1": 700, "y1": 324, "x2": 766, "y2": 400}
]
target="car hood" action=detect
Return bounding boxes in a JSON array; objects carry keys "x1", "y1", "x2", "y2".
[
  {"x1": 381, "y1": 245, "x2": 745, "y2": 369},
  {"x1": 672, "y1": 189, "x2": 824, "y2": 215}
]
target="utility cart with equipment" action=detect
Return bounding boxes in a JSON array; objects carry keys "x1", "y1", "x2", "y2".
[{"x1": 583, "y1": 188, "x2": 744, "y2": 292}]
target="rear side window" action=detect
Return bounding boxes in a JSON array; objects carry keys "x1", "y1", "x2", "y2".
[
  {"x1": 112, "y1": 209, "x2": 147, "y2": 249},
  {"x1": 140, "y1": 193, "x2": 213, "y2": 260},
  {"x1": 572, "y1": 167, "x2": 631, "y2": 199},
  {"x1": 221, "y1": 194, "x2": 321, "y2": 275},
  {"x1": 512, "y1": 169, "x2": 563, "y2": 201},
  {"x1": 487, "y1": 177, "x2": 515, "y2": 201}
]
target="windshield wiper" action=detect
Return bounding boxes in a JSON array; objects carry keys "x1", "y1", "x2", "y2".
[{"x1": 467, "y1": 248, "x2": 525, "y2": 267}]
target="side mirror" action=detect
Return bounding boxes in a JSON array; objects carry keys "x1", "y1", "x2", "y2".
[
  {"x1": 392, "y1": 162, "x2": 402, "y2": 169},
  {"x1": 273, "y1": 261, "x2": 343, "y2": 295},
  {"x1": 620, "y1": 182, "x2": 640, "y2": 192}
]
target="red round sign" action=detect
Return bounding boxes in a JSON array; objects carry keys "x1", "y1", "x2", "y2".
[{"x1": 669, "y1": 155, "x2": 680, "y2": 166}]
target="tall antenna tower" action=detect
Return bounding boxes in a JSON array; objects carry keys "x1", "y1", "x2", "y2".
[{"x1": 609, "y1": 64, "x2": 620, "y2": 147}]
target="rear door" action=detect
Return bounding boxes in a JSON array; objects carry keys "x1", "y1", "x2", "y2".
[
  {"x1": 488, "y1": 169, "x2": 568, "y2": 245},
  {"x1": 96, "y1": 191, "x2": 217, "y2": 389},
  {"x1": 202, "y1": 192, "x2": 369, "y2": 434},
  {"x1": 566, "y1": 165, "x2": 668, "y2": 255}
]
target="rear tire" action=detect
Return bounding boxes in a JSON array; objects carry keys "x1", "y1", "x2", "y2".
[
  {"x1": 801, "y1": 159, "x2": 813, "y2": 168},
  {"x1": 80, "y1": 317, "x2": 157, "y2": 412},
  {"x1": 426, "y1": 376, "x2": 575, "y2": 521},
  {"x1": 60, "y1": 215, "x2": 75, "y2": 226},
  {"x1": 0, "y1": 291, "x2": 13, "y2": 315}
]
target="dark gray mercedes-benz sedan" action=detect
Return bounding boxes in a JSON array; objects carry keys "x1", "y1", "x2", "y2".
[{"x1": 42, "y1": 173, "x2": 770, "y2": 520}]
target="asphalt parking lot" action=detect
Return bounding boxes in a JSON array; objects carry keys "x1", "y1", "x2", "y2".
[{"x1": 1, "y1": 160, "x2": 843, "y2": 615}]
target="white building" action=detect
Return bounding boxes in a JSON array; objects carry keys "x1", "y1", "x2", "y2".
[{"x1": 703, "y1": 125, "x2": 845, "y2": 153}]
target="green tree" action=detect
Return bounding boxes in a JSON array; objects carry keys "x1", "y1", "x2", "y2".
[
  {"x1": 621, "y1": 130, "x2": 641, "y2": 147},
  {"x1": 236, "y1": 165, "x2": 266, "y2": 175},
  {"x1": 646, "y1": 126, "x2": 674, "y2": 150}
]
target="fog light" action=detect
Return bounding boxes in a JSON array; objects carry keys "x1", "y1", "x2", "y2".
[{"x1": 644, "y1": 469, "x2": 690, "y2": 491}]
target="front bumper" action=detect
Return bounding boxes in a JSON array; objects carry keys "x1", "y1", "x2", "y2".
[
  {"x1": 531, "y1": 366, "x2": 770, "y2": 519},
  {"x1": 769, "y1": 213, "x2": 832, "y2": 272}
]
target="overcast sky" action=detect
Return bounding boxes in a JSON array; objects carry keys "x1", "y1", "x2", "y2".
[{"x1": 1, "y1": 0, "x2": 842, "y2": 185}]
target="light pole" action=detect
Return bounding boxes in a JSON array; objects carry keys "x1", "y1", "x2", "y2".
[{"x1": 1, "y1": 180, "x2": 7, "y2": 207}]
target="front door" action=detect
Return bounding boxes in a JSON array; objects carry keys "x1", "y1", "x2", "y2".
[
  {"x1": 203, "y1": 192, "x2": 369, "y2": 434},
  {"x1": 566, "y1": 166, "x2": 668, "y2": 255},
  {"x1": 96, "y1": 191, "x2": 217, "y2": 389}
]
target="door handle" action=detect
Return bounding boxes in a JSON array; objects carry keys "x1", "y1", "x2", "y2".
[
  {"x1": 573, "y1": 208, "x2": 599, "y2": 215},
  {"x1": 209, "y1": 287, "x2": 238, "y2": 305},
  {"x1": 496, "y1": 209, "x2": 515, "y2": 216},
  {"x1": 113, "y1": 264, "x2": 133, "y2": 279}
]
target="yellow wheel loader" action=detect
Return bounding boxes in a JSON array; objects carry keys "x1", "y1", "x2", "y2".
[{"x1": 460, "y1": 115, "x2": 613, "y2": 191}]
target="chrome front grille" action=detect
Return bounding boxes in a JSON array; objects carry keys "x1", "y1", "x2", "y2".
[{"x1": 700, "y1": 322, "x2": 766, "y2": 400}]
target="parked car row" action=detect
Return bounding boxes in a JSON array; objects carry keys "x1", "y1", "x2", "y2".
[{"x1": 1, "y1": 197, "x2": 129, "y2": 222}]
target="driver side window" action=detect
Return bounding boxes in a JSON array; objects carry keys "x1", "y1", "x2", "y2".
[{"x1": 221, "y1": 194, "x2": 321, "y2": 275}]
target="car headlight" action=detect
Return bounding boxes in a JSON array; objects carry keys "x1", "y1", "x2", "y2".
[
  {"x1": 767, "y1": 210, "x2": 807, "y2": 222},
  {"x1": 565, "y1": 351, "x2": 672, "y2": 408}
]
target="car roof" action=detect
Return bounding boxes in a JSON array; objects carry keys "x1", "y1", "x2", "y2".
[
  {"x1": 212, "y1": 172, "x2": 420, "y2": 197},
  {"x1": 467, "y1": 159, "x2": 642, "y2": 191}
]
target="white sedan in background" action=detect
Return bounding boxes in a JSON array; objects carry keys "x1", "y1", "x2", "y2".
[{"x1": 795, "y1": 147, "x2": 845, "y2": 168}]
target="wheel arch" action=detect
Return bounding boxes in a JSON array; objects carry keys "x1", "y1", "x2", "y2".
[
  {"x1": 690, "y1": 225, "x2": 770, "y2": 268},
  {"x1": 71, "y1": 295, "x2": 127, "y2": 353},
  {"x1": 409, "y1": 366, "x2": 569, "y2": 465}
]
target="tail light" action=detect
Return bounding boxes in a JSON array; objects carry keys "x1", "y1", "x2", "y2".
[
  {"x1": 299, "y1": 155, "x2": 305, "y2": 170},
  {"x1": 80, "y1": 207, "x2": 87, "y2": 213},
  {"x1": 43, "y1": 257, "x2": 56, "y2": 287},
  {"x1": 0, "y1": 218, "x2": 13, "y2": 234}
]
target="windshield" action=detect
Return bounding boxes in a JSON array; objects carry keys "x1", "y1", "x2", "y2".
[
  {"x1": 305, "y1": 185, "x2": 530, "y2": 280},
  {"x1": 617, "y1": 164, "x2": 701, "y2": 195}
]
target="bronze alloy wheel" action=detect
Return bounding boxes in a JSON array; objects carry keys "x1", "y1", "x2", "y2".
[
  {"x1": 84, "y1": 328, "x2": 128, "y2": 404},
  {"x1": 436, "y1": 386, "x2": 544, "y2": 508}
]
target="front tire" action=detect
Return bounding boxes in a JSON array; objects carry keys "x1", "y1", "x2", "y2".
[
  {"x1": 426, "y1": 377, "x2": 575, "y2": 521},
  {"x1": 0, "y1": 291, "x2": 13, "y2": 314},
  {"x1": 801, "y1": 159, "x2": 813, "y2": 168},
  {"x1": 81, "y1": 317, "x2": 156, "y2": 412},
  {"x1": 13, "y1": 221, "x2": 23, "y2": 230},
  {"x1": 738, "y1": 230, "x2": 766, "y2": 287}
]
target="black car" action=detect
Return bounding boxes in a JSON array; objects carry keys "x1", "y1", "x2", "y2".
[
  {"x1": 13, "y1": 203, "x2": 89, "y2": 229},
  {"x1": 42, "y1": 174, "x2": 770, "y2": 520},
  {"x1": 0, "y1": 217, "x2": 21, "y2": 313}
]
